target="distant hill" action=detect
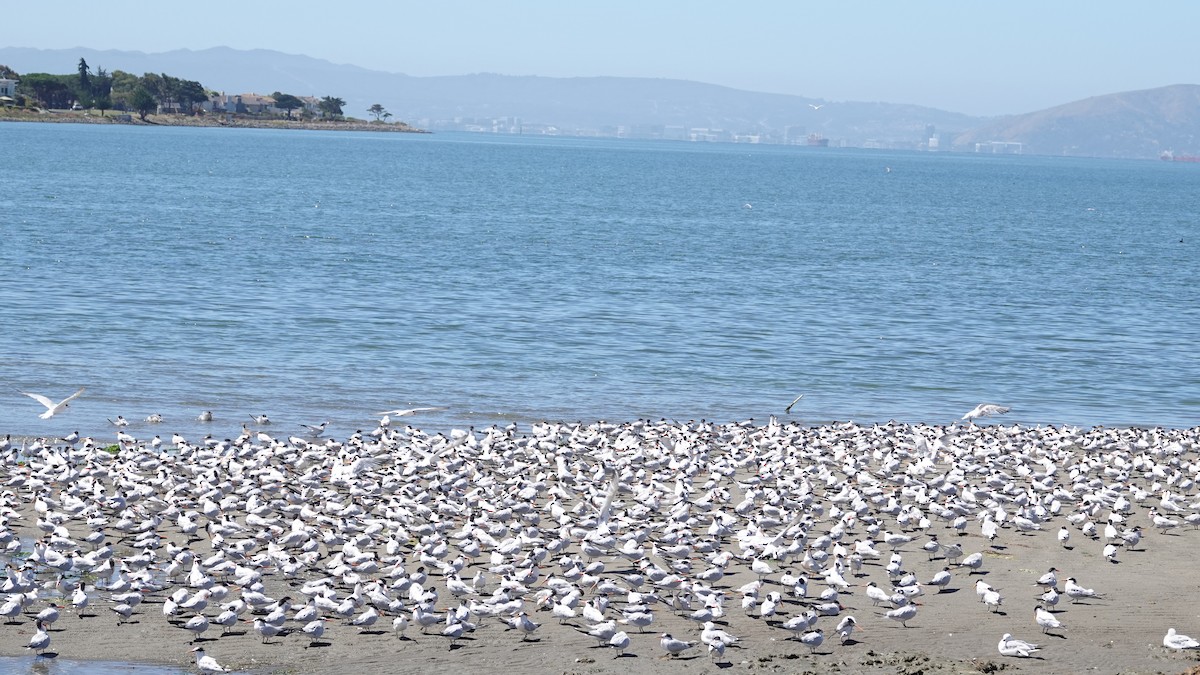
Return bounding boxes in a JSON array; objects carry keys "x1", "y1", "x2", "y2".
[
  {"x1": 2, "y1": 47, "x2": 1197, "y2": 158},
  {"x1": 952, "y1": 84, "x2": 1200, "y2": 159},
  {"x1": 0, "y1": 46, "x2": 981, "y2": 145}
]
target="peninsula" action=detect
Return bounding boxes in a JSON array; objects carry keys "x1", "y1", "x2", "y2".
[
  {"x1": 0, "y1": 105, "x2": 427, "y2": 132},
  {"x1": 0, "y1": 57, "x2": 427, "y2": 133}
]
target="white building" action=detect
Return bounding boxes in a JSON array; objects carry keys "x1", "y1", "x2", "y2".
[{"x1": 0, "y1": 77, "x2": 17, "y2": 99}]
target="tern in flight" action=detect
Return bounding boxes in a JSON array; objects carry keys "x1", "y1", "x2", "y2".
[
  {"x1": 375, "y1": 406, "x2": 446, "y2": 417},
  {"x1": 21, "y1": 387, "x2": 86, "y2": 419},
  {"x1": 785, "y1": 394, "x2": 805, "y2": 415},
  {"x1": 962, "y1": 403, "x2": 1011, "y2": 421}
]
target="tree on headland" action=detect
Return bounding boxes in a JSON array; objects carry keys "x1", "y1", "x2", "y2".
[
  {"x1": 141, "y1": 73, "x2": 167, "y2": 111},
  {"x1": 109, "y1": 70, "x2": 139, "y2": 110},
  {"x1": 367, "y1": 103, "x2": 388, "y2": 122},
  {"x1": 77, "y1": 58, "x2": 90, "y2": 93},
  {"x1": 130, "y1": 87, "x2": 156, "y2": 120},
  {"x1": 18, "y1": 73, "x2": 73, "y2": 109},
  {"x1": 318, "y1": 96, "x2": 344, "y2": 118},
  {"x1": 90, "y1": 67, "x2": 112, "y2": 115},
  {"x1": 93, "y1": 92, "x2": 112, "y2": 116},
  {"x1": 119, "y1": 72, "x2": 205, "y2": 115},
  {"x1": 5, "y1": 60, "x2": 392, "y2": 130},
  {"x1": 175, "y1": 79, "x2": 207, "y2": 115},
  {"x1": 271, "y1": 92, "x2": 303, "y2": 119}
]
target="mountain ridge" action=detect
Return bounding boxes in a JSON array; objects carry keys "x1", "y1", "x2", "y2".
[
  {"x1": 2, "y1": 46, "x2": 1196, "y2": 158},
  {"x1": 954, "y1": 84, "x2": 1200, "y2": 159}
]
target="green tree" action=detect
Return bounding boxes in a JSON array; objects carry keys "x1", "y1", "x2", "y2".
[
  {"x1": 93, "y1": 93, "x2": 112, "y2": 116},
  {"x1": 139, "y1": 73, "x2": 187, "y2": 112},
  {"x1": 109, "y1": 70, "x2": 139, "y2": 110},
  {"x1": 271, "y1": 92, "x2": 303, "y2": 119},
  {"x1": 18, "y1": 73, "x2": 73, "y2": 109},
  {"x1": 176, "y1": 79, "x2": 207, "y2": 114},
  {"x1": 367, "y1": 103, "x2": 388, "y2": 121},
  {"x1": 140, "y1": 73, "x2": 165, "y2": 111},
  {"x1": 92, "y1": 67, "x2": 111, "y2": 95},
  {"x1": 78, "y1": 58, "x2": 90, "y2": 92},
  {"x1": 318, "y1": 96, "x2": 344, "y2": 118},
  {"x1": 0, "y1": 64, "x2": 18, "y2": 80},
  {"x1": 90, "y1": 67, "x2": 112, "y2": 114},
  {"x1": 130, "y1": 87, "x2": 156, "y2": 120},
  {"x1": 154, "y1": 73, "x2": 179, "y2": 111}
]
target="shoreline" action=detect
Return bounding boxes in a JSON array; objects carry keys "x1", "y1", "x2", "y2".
[
  {"x1": 0, "y1": 108, "x2": 428, "y2": 133},
  {"x1": 3, "y1": 419, "x2": 1200, "y2": 674}
]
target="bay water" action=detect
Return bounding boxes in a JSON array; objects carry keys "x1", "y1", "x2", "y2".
[{"x1": 1, "y1": 122, "x2": 1197, "y2": 442}]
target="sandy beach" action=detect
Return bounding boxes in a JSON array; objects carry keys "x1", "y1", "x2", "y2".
[{"x1": 3, "y1": 418, "x2": 1200, "y2": 675}]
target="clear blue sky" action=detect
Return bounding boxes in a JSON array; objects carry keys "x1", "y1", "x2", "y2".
[{"x1": 5, "y1": 1, "x2": 1197, "y2": 116}]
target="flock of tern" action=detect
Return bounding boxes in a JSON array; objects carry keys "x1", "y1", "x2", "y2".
[{"x1": 3, "y1": 391, "x2": 1200, "y2": 672}]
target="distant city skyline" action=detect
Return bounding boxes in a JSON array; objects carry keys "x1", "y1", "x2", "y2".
[{"x1": 6, "y1": 1, "x2": 1197, "y2": 117}]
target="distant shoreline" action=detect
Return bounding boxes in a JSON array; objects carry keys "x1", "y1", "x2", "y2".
[{"x1": 0, "y1": 108, "x2": 429, "y2": 133}]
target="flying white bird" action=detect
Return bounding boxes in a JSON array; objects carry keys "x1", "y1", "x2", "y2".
[
  {"x1": 785, "y1": 394, "x2": 804, "y2": 414},
  {"x1": 809, "y1": 103, "x2": 824, "y2": 110},
  {"x1": 375, "y1": 406, "x2": 447, "y2": 417},
  {"x1": 962, "y1": 403, "x2": 1010, "y2": 421},
  {"x1": 21, "y1": 387, "x2": 86, "y2": 419}
]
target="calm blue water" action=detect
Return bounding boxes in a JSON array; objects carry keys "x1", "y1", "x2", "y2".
[{"x1": 1, "y1": 122, "x2": 1197, "y2": 440}]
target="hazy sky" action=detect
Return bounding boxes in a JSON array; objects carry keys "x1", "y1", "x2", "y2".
[{"x1": 6, "y1": 1, "x2": 1197, "y2": 116}]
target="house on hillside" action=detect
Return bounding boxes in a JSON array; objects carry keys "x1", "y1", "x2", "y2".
[
  {"x1": 0, "y1": 77, "x2": 17, "y2": 102},
  {"x1": 204, "y1": 93, "x2": 277, "y2": 114},
  {"x1": 204, "y1": 93, "x2": 232, "y2": 113},
  {"x1": 298, "y1": 96, "x2": 321, "y2": 116},
  {"x1": 202, "y1": 92, "x2": 322, "y2": 117}
]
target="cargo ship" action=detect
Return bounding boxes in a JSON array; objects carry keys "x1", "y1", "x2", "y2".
[
  {"x1": 1160, "y1": 151, "x2": 1200, "y2": 162},
  {"x1": 806, "y1": 133, "x2": 829, "y2": 147}
]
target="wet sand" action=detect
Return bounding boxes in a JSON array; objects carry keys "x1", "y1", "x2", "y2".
[{"x1": 2, "y1": 420, "x2": 1200, "y2": 675}]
